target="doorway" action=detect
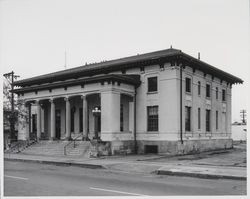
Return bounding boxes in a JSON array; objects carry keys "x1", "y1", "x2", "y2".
[{"x1": 55, "y1": 110, "x2": 61, "y2": 139}]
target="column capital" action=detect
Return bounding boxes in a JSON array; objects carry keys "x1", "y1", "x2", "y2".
[
  {"x1": 64, "y1": 97, "x2": 70, "y2": 102},
  {"x1": 34, "y1": 100, "x2": 40, "y2": 105},
  {"x1": 49, "y1": 98, "x2": 54, "y2": 103},
  {"x1": 81, "y1": 94, "x2": 87, "y2": 100}
]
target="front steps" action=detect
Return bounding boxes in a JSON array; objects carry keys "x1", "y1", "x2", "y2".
[{"x1": 20, "y1": 140, "x2": 91, "y2": 157}]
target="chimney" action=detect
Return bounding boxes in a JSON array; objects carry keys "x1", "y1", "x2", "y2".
[{"x1": 198, "y1": 52, "x2": 200, "y2": 60}]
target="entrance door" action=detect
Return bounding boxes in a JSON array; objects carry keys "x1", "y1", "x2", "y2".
[
  {"x1": 31, "y1": 114, "x2": 37, "y2": 140},
  {"x1": 55, "y1": 110, "x2": 61, "y2": 139}
]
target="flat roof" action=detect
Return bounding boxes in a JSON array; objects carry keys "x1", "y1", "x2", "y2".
[{"x1": 14, "y1": 48, "x2": 243, "y2": 87}]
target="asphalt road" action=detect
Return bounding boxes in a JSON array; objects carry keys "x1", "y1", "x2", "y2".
[{"x1": 4, "y1": 160, "x2": 246, "y2": 196}]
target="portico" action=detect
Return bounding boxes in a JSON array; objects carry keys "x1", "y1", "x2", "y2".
[{"x1": 16, "y1": 74, "x2": 140, "y2": 145}]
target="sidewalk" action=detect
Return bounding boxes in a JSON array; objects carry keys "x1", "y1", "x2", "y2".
[{"x1": 4, "y1": 143, "x2": 247, "y2": 180}]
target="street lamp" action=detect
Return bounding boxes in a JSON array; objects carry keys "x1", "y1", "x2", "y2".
[{"x1": 92, "y1": 106, "x2": 101, "y2": 140}]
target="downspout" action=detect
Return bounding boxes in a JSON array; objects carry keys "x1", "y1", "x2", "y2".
[
  {"x1": 180, "y1": 63, "x2": 183, "y2": 144},
  {"x1": 134, "y1": 86, "x2": 137, "y2": 154}
]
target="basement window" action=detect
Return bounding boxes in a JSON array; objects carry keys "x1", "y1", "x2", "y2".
[{"x1": 145, "y1": 145, "x2": 158, "y2": 154}]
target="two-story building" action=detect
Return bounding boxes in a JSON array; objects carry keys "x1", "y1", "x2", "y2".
[{"x1": 12, "y1": 48, "x2": 243, "y2": 155}]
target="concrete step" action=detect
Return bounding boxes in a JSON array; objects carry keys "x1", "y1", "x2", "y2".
[{"x1": 21, "y1": 140, "x2": 91, "y2": 157}]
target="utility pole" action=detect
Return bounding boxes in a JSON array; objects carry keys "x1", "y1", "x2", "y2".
[
  {"x1": 240, "y1": 110, "x2": 247, "y2": 124},
  {"x1": 3, "y1": 71, "x2": 20, "y2": 143}
]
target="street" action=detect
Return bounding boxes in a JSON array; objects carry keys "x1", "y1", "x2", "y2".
[{"x1": 4, "y1": 160, "x2": 246, "y2": 196}]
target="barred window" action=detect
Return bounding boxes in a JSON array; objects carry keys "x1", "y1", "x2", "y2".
[
  {"x1": 148, "y1": 77, "x2": 158, "y2": 92},
  {"x1": 186, "y1": 78, "x2": 191, "y2": 93},
  {"x1": 147, "y1": 106, "x2": 158, "y2": 131},
  {"x1": 185, "y1": 106, "x2": 191, "y2": 131},
  {"x1": 206, "y1": 109, "x2": 211, "y2": 132}
]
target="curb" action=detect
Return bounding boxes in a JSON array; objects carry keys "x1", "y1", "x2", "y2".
[
  {"x1": 155, "y1": 170, "x2": 247, "y2": 180},
  {"x1": 4, "y1": 158, "x2": 105, "y2": 169}
]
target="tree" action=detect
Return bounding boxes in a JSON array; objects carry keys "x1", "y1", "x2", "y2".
[{"x1": 3, "y1": 77, "x2": 28, "y2": 142}]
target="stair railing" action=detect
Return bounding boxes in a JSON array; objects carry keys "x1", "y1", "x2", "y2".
[{"x1": 64, "y1": 134, "x2": 82, "y2": 155}]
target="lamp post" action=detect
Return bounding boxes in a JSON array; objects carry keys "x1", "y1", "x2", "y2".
[{"x1": 92, "y1": 106, "x2": 101, "y2": 140}]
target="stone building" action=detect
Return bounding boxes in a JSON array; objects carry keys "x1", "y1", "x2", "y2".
[{"x1": 13, "y1": 48, "x2": 243, "y2": 155}]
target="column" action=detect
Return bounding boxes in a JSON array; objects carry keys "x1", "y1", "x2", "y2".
[
  {"x1": 101, "y1": 91, "x2": 120, "y2": 141},
  {"x1": 50, "y1": 99, "x2": 55, "y2": 140},
  {"x1": 36, "y1": 100, "x2": 41, "y2": 140},
  {"x1": 65, "y1": 97, "x2": 71, "y2": 140},
  {"x1": 81, "y1": 95, "x2": 88, "y2": 140}
]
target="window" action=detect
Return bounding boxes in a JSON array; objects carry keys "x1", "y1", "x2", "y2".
[
  {"x1": 79, "y1": 108, "x2": 83, "y2": 132},
  {"x1": 120, "y1": 104, "x2": 124, "y2": 132},
  {"x1": 185, "y1": 77, "x2": 191, "y2": 93},
  {"x1": 216, "y1": 111, "x2": 218, "y2": 130},
  {"x1": 198, "y1": 81, "x2": 201, "y2": 95},
  {"x1": 222, "y1": 89, "x2": 226, "y2": 101},
  {"x1": 216, "y1": 87, "x2": 218, "y2": 99},
  {"x1": 185, "y1": 106, "x2": 191, "y2": 131},
  {"x1": 206, "y1": 84, "x2": 210, "y2": 98},
  {"x1": 198, "y1": 108, "x2": 201, "y2": 129},
  {"x1": 71, "y1": 108, "x2": 75, "y2": 132},
  {"x1": 148, "y1": 77, "x2": 158, "y2": 92},
  {"x1": 206, "y1": 109, "x2": 211, "y2": 132},
  {"x1": 147, "y1": 106, "x2": 158, "y2": 131}
]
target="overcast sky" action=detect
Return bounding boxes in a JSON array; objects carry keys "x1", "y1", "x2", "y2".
[{"x1": 0, "y1": 0, "x2": 249, "y2": 122}]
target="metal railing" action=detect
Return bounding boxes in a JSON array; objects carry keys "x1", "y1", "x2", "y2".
[
  {"x1": 64, "y1": 134, "x2": 82, "y2": 155},
  {"x1": 5, "y1": 139, "x2": 37, "y2": 154}
]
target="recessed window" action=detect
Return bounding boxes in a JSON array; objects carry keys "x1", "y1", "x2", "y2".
[
  {"x1": 216, "y1": 111, "x2": 218, "y2": 130},
  {"x1": 120, "y1": 104, "x2": 124, "y2": 132},
  {"x1": 206, "y1": 84, "x2": 211, "y2": 98},
  {"x1": 185, "y1": 106, "x2": 191, "y2": 131},
  {"x1": 147, "y1": 106, "x2": 158, "y2": 131},
  {"x1": 71, "y1": 108, "x2": 75, "y2": 132},
  {"x1": 148, "y1": 77, "x2": 158, "y2": 92},
  {"x1": 185, "y1": 78, "x2": 191, "y2": 93},
  {"x1": 216, "y1": 87, "x2": 218, "y2": 99},
  {"x1": 222, "y1": 89, "x2": 226, "y2": 101},
  {"x1": 198, "y1": 108, "x2": 201, "y2": 130},
  {"x1": 206, "y1": 109, "x2": 211, "y2": 132},
  {"x1": 79, "y1": 108, "x2": 83, "y2": 132},
  {"x1": 198, "y1": 81, "x2": 201, "y2": 95}
]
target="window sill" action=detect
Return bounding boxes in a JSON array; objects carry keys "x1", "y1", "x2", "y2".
[
  {"x1": 147, "y1": 131, "x2": 159, "y2": 134},
  {"x1": 147, "y1": 91, "x2": 158, "y2": 95},
  {"x1": 185, "y1": 91, "x2": 191, "y2": 95}
]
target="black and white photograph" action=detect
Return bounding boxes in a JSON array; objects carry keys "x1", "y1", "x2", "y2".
[{"x1": 1, "y1": 0, "x2": 249, "y2": 198}]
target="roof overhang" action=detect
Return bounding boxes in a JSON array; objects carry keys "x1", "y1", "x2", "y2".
[
  {"x1": 12, "y1": 74, "x2": 141, "y2": 94},
  {"x1": 13, "y1": 48, "x2": 243, "y2": 87}
]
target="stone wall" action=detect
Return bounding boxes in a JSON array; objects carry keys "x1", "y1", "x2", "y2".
[{"x1": 137, "y1": 139, "x2": 233, "y2": 155}]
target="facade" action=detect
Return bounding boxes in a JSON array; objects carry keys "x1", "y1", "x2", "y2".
[{"x1": 13, "y1": 48, "x2": 243, "y2": 155}]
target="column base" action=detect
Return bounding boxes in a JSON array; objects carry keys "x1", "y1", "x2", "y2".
[
  {"x1": 82, "y1": 136, "x2": 90, "y2": 141},
  {"x1": 50, "y1": 137, "x2": 56, "y2": 141},
  {"x1": 65, "y1": 137, "x2": 72, "y2": 141}
]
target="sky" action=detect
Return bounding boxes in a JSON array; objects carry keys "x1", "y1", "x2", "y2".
[{"x1": 0, "y1": 0, "x2": 249, "y2": 122}]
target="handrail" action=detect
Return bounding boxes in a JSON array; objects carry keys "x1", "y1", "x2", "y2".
[{"x1": 64, "y1": 134, "x2": 82, "y2": 155}]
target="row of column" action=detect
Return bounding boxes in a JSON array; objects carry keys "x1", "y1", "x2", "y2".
[{"x1": 34, "y1": 95, "x2": 88, "y2": 141}]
